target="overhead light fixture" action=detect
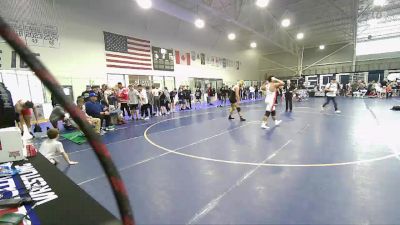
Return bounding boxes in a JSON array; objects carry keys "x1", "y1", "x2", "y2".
[
  {"x1": 373, "y1": 0, "x2": 386, "y2": 7},
  {"x1": 194, "y1": 19, "x2": 205, "y2": 28},
  {"x1": 296, "y1": 32, "x2": 304, "y2": 40},
  {"x1": 136, "y1": 0, "x2": 152, "y2": 9},
  {"x1": 228, "y1": 33, "x2": 236, "y2": 40},
  {"x1": 319, "y1": 45, "x2": 325, "y2": 50},
  {"x1": 256, "y1": 0, "x2": 269, "y2": 8},
  {"x1": 281, "y1": 18, "x2": 291, "y2": 27},
  {"x1": 250, "y1": 42, "x2": 257, "y2": 48}
]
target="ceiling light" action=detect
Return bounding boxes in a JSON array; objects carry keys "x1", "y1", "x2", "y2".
[
  {"x1": 281, "y1": 18, "x2": 291, "y2": 27},
  {"x1": 319, "y1": 45, "x2": 325, "y2": 50},
  {"x1": 296, "y1": 32, "x2": 304, "y2": 40},
  {"x1": 228, "y1": 33, "x2": 236, "y2": 40},
  {"x1": 373, "y1": 0, "x2": 386, "y2": 7},
  {"x1": 256, "y1": 0, "x2": 269, "y2": 8},
  {"x1": 250, "y1": 42, "x2": 257, "y2": 48},
  {"x1": 194, "y1": 19, "x2": 205, "y2": 28},
  {"x1": 136, "y1": 0, "x2": 152, "y2": 9}
]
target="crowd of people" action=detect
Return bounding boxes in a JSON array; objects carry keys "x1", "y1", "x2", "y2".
[
  {"x1": 47, "y1": 82, "x2": 264, "y2": 135},
  {"x1": 343, "y1": 80, "x2": 399, "y2": 98}
]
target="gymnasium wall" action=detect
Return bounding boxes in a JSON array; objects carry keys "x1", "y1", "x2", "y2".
[{"x1": 0, "y1": 0, "x2": 262, "y2": 100}]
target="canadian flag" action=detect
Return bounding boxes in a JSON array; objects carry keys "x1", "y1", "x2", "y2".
[{"x1": 175, "y1": 50, "x2": 190, "y2": 66}]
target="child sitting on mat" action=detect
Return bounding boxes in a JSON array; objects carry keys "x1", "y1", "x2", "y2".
[{"x1": 39, "y1": 128, "x2": 79, "y2": 166}]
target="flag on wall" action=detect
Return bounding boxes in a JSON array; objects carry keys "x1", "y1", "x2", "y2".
[
  {"x1": 175, "y1": 50, "x2": 190, "y2": 65},
  {"x1": 104, "y1": 31, "x2": 152, "y2": 70}
]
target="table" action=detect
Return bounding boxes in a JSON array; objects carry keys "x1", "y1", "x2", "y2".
[{"x1": 0, "y1": 154, "x2": 121, "y2": 225}]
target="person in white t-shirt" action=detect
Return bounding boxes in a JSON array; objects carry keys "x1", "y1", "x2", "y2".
[
  {"x1": 151, "y1": 86, "x2": 161, "y2": 116},
  {"x1": 128, "y1": 85, "x2": 140, "y2": 120},
  {"x1": 138, "y1": 85, "x2": 149, "y2": 120},
  {"x1": 321, "y1": 78, "x2": 341, "y2": 113},
  {"x1": 39, "y1": 129, "x2": 78, "y2": 165}
]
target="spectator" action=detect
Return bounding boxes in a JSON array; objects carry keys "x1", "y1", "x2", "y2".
[
  {"x1": 146, "y1": 86, "x2": 154, "y2": 116},
  {"x1": 178, "y1": 87, "x2": 186, "y2": 110},
  {"x1": 194, "y1": 87, "x2": 202, "y2": 108},
  {"x1": 386, "y1": 84, "x2": 393, "y2": 98},
  {"x1": 159, "y1": 89, "x2": 168, "y2": 116},
  {"x1": 77, "y1": 97, "x2": 102, "y2": 135},
  {"x1": 169, "y1": 88, "x2": 177, "y2": 112},
  {"x1": 249, "y1": 86, "x2": 255, "y2": 100},
  {"x1": 152, "y1": 85, "x2": 161, "y2": 116},
  {"x1": 128, "y1": 85, "x2": 140, "y2": 120},
  {"x1": 117, "y1": 82, "x2": 131, "y2": 118},
  {"x1": 163, "y1": 87, "x2": 171, "y2": 113},
  {"x1": 184, "y1": 86, "x2": 192, "y2": 109},
  {"x1": 39, "y1": 129, "x2": 78, "y2": 165},
  {"x1": 207, "y1": 86, "x2": 213, "y2": 106},
  {"x1": 138, "y1": 85, "x2": 149, "y2": 120},
  {"x1": 81, "y1": 86, "x2": 92, "y2": 102},
  {"x1": 85, "y1": 93, "x2": 113, "y2": 131}
]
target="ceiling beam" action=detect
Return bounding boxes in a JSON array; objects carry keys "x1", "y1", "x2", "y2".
[{"x1": 193, "y1": 0, "x2": 298, "y2": 55}]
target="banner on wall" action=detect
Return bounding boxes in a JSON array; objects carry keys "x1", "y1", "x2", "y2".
[
  {"x1": 236, "y1": 61, "x2": 240, "y2": 70},
  {"x1": 152, "y1": 46, "x2": 174, "y2": 71},
  {"x1": 4, "y1": 19, "x2": 60, "y2": 48}
]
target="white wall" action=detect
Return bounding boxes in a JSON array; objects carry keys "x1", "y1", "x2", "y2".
[{"x1": 0, "y1": 0, "x2": 261, "y2": 99}]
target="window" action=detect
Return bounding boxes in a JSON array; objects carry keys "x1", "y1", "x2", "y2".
[{"x1": 0, "y1": 70, "x2": 44, "y2": 104}]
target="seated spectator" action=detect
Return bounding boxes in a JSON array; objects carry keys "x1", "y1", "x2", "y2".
[
  {"x1": 39, "y1": 128, "x2": 78, "y2": 165},
  {"x1": 77, "y1": 97, "x2": 102, "y2": 134},
  {"x1": 85, "y1": 93, "x2": 113, "y2": 131}
]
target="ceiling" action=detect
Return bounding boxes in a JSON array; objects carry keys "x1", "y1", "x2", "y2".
[{"x1": 162, "y1": 0, "x2": 400, "y2": 55}]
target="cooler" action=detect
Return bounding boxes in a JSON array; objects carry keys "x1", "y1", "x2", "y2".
[{"x1": 0, "y1": 127, "x2": 24, "y2": 163}]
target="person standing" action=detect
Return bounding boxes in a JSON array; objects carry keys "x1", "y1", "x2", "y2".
[
  {"x1": 169, "y1": 88, "x2": 177, "y2": 112},
  {"x1": 260, "y1": 76, "x2": 284, "y2": 129},
  {"x1": 183, "y1": 86, "x2": 192, "y2": 109},
  {"x1": 138, "y1": 85, "x2": 149, "y2": 120},
  {"x1": 321, "y1": 78, "x2": 341, "y2": 113},
  {"x1": 228, "y1": 80, "x2": 246, "y2": 121},
  {"x1": 194, "y1": 87, "x2": 202, "y2": 109},
  {"x1": 117, "y1": 82, "x2": 131, "y2": 118},
  {"x1": 146, "y1": 86, "x2": 154, "y2": 117},
  {"x1": 178, "y1": 87, "x2": 186, "y2": 110},
  {"x1": 152, "y1": 85, "x2": 161, "y2": 116},
  {"x1": 163, "y1": 87, "x2": 171, "y2": 113},
  {"x1": 128, "y1": 85, "x2": 140, "y2": 120},
  {"x1": 284, "y1": 80, "x2": 296, "y2": 112}
]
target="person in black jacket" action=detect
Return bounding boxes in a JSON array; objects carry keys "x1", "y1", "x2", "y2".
[
  {"x1": 0, "y1": 83, "x2": 16, "y2": 129},
  {"x1": 284, "y1": 80, "x2": 296, "y2": 112},
  {"x1": 178, "y1": 87, "x2": 186, "y2": 110},
  {"x1": 194, "y1": 88, "x2": 202, "y2": 109},
  {"x1": 184, "y1": 86, "x2": 192, "y2": 109},
  {"x1": 169, "y1": 88, "x2": 177, "y2": 112}
]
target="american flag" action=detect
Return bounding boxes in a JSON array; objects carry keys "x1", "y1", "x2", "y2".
[{"x1": 104, "y1": 31, "x2": 152, "y2": 70}]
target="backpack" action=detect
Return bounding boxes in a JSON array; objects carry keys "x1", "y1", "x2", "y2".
[{"x1": 391, "y1": 106, "x2": 400, "y2": 111}]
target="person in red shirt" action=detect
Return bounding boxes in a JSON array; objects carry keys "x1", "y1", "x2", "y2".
[{"x1": 117, "y1": 82, "x2": 131, "y2": 118}]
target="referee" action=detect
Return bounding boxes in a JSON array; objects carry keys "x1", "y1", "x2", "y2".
[{"x1": 284, "y1": 80, "x2": 296, "y2": 112}]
